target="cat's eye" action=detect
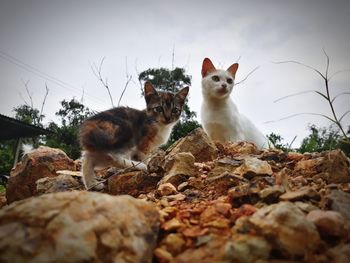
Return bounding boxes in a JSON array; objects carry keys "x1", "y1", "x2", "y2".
[
  {"x1": 227, "y1": 78, "x2": 233, "y2": 84},
  {"x1": 172, "y1": 108, "x2": 180, "y2": 115},
  {"x1": 153, "y1": 106, "x2": 163, "y2": 113},
  {"x1": 211, "y1": 75, "x2": 220, "y2": 82}
]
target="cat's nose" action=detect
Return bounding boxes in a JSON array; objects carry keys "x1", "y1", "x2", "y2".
[{"x1": 221, "y1": 83, "x2": 227, "y2": 89}]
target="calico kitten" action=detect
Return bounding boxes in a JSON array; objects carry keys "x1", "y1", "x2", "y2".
[
  {"x1": 200, "y1": 57, "x2": 269, "y2": 148},
  {"x1": 79, "y1": 82, "x2": 189, "y2": 190}
]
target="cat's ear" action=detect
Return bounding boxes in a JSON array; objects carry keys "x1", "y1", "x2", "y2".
[
  {"x1": 227, "y1": 63, "x2": 239, "y2": 76},
  {"x1": 144, "y1": 81, "x2": 157, "y2": 96},
  {"x1": 201, "y1": 58, "x2": 216, "y2": 77},
  {"x1": 144, "y1": 82, "x2": 158, "y2": 103},
  {"x1": 176, "y1": 86, "x2": 189, "y2": 102}
]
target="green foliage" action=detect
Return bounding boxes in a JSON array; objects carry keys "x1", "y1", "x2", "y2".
[
  {"x1": 299, "y1": 124, "x2": 349, "y2": 156},
  {"x1": 0, "y1": 185, "x2": 5, "y2": 193},
  {"x1": 266, "y1": 133, "x2": 290, "y2": 152},
  {"x1": 45, "y1": 99, "x2": 93, "y2": 159},
  {"x1": 0, "y1": 140, "x2": 16, "y2": 175},
  {"x1": 138, "y1": 67, "x2": 200, "y2": 145},
  {"x1": 268, "y1": 124, "x2": 350, "y2": 157},
  {"x1": 13, "y1": 105, "x2": 44, "y2": 127}
]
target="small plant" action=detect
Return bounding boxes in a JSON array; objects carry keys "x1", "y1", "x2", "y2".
[{"x1": 271, "y1": 49, "x2": 350, "y2": 151}]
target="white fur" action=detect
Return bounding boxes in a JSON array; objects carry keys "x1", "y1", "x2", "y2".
[{"x1": 201, "y1": 69, "x2": 269, "y2": 148}]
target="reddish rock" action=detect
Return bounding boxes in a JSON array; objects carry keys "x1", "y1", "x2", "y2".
[
  {"x1": 159, "y1": 152, "x2": 196, "y2": 187},
  {"x1": 0, "y1": 191, "x2": 159, "y2": 263},
  {"x1": 108, "y1": 170, "x2": 161, "y2": 197},
  {"x1": 294, "y1": 149, "x2": 350, "y2": 183},
  {"x1": 6, "y1": 146, "x2": 75, "y2": 204},
  {"x1": 306, "y1": 209, "x2": 346, "y2": 238},
  {"x1": 249, "y1": 202, "x2": 321, "y2": 257},
  {"x1": 36, "y1": 174, "x2": 82, "y2": 195},
  {"x1": 167, "y1": 128, "x2": 218, "y2": 162}
]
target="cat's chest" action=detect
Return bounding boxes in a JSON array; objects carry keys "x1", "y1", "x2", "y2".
[
  {"x1": 137, "y1": 123, "x2": 174, "y2": 153},
  {"x1": 201, "y1": 99, "x2": 239, "y2": 124}
]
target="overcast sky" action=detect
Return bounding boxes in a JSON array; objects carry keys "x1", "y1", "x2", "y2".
[{"x1": 0, "y1": 0, "x2": 349, "y2": 147}]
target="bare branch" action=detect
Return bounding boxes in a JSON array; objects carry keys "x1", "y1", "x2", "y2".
[
  {"x1": 118, "y1": 75, "x2": 132, "y2": 106},
  {"x1": 39, "y1": 83, "x2": 49, "y2": 118},
  {"x1": 274, "y1": 90, "x2": 317, "y2": 103},
  {"x1": 18, "y1": 92, "x2": 30, "y2": 106},
  {"x1": 331, "y1": 92, "x2": 350, "y2": 103},
  {"x1": 22, "y1": 79, "x2": 33, "y2": 109},
  {"x1": 80, "y1": 87, "x2": 85, "y2": 104},
  {"x1": 264, "y1": 112, "x2": 337, "y2": 125},
  {"x1": 329, "y1": 69, "x2": 350, "y2": 80},
  {"x1": 171, "y1": 45, "x2": 175, "y2": 70},
  {"x1": 134, "y1": 58, "x2": 144, "y2": 94},
  {"x1": 91, "y1": 57, "x2": 114, "y2": 107},
  {"x1": 287, "y1": 136, "x2": 297, "y2": 151},
  {"x1": 272, "y1": 60, "x2": 325, "y2": 80},
  {"x1": 234, "y1": 66, "x2": 260, "y2": 86},
  {"x1": 339, "y1": 110, "x2": 350, "y2": 122},
  {"x1": 322, "y1": 48, "x2": 330, "y2": 79}
]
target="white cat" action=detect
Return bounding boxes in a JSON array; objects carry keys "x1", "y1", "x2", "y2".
[{"x1": 200, "y1": 57, "x2": 269, "y2": 148}]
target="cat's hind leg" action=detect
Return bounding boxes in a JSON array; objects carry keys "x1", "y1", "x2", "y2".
[{"x1": 81, "y1": 151, "x2": 106, "y2": 191}]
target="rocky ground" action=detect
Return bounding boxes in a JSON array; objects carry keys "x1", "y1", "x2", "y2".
[{"x1": 0, "y1": 128, "x2": 349, "y2": 263}]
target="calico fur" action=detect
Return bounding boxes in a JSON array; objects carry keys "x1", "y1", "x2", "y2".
[
  {"x1": 200, "y1": 57, "x2": 269, "y2": 148},
  {"x1": 79, "y1": 82, "x2": 189, "y2": 190}
]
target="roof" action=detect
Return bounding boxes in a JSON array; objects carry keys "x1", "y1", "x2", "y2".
[{"x1": 0, "y1": 113, "x2": 52, "y2": 141}]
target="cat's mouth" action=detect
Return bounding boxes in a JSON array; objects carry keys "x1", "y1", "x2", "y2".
[{"x1": 217, "y1": 87, "x2": 228, "y2": 95}]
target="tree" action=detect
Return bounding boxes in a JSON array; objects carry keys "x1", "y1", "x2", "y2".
[
  {"x1": 45, "y1": 98, "x2": 94, "y2": 159},
  {"x1": 138, "y1": 67, "x2": 201, "y2": 146},
  {"x1": 299, "y1": 124, "x2": 349, "y2": 156},
  {"x1": 266, "y1": 133, "x2": 290, "y2": 152}
]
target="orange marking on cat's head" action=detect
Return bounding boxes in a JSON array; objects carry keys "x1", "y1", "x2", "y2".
[{"x1": 202, "y1": 57, "x2": 216, "y2": 77}]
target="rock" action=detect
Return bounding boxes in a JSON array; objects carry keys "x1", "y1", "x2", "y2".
[
  {"x1": 259, "y1": 185, "x2": 285, "y2": 203},
  {"x1": 327, "y1": 243, "x2": 350, "y2": 263},
  {"x1": 167, "y1": 128, "x2": 218, "y2": 162},
  {"x1": 306, "y1": 210, "x2": 345, "y2": 238},
  {"x1": 154, "y1": 247, "x2": 173, "y2": 263},
  {"x1": 0, "y1": 191, "x2": 159, "y2": 263},
  {"x1": 147, "y1": 149, "x2": 167, "y2": 175},
  {"x1": 36, "y1": 174, "x2": 82, "y2": 195},
  {"x1": 172, "y1": 236, "x2": 230, "y2": 263},
  {"x1": 294, "y1": 149, "x2": 350, "y2": 183},
  {"x1": 157, "y1": 183, "x2": 178, "y2": 197},
  {"x1": 158, "y1": 233, "x2": 186, "y2": 256},
  {"x1": 206, "y1": 157, "x2": 242, "y2": 178},
  {"x1": 173, "y1": 233, "x2": 270, "y2": 263},
  {"x1": 249, "y1": 202, "x2": 321, "y2": 256},
  {"x1": 0, "y1": 194, "x2": 6, "y2": 209},
  {"x1": 235, "y1": 156, "x2": 273, "y2": 179},
  {"x1": 226, "y1": 234, "x2": 272, "y2": 263},
  {"x1": 177, "y1": 182, "x2": 189, "y2": 192},
  {"x1": 218, "y1": 141, "x2": 261, "y2": 156},
  {"x1": 324, "y1": 190, "x2": 350, "y2": 220},
  {"x1": 228, "y1": 184, "x2": 259, "y2": 208},
  {"x1": 162, "y1": 218, "x2": 183, "y2": 231},
  {"x1": 6, "y1": 146, "x2": 76, "y2": 204},
  {"x1": 279, "y1": 186, "x2": 320, "y2": 201},
  {"x1": 108, "y1": 170, "x2": 161, "y2": 197},
  {"x1": 159, "y1": 152, "x2": 196, "y2": 187}
]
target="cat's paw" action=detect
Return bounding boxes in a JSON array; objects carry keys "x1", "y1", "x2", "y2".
[
  {"x1": 133, "y1": 162, "x2": 148, "y2": 171},
  {"x1": 86, "y1": 181, "x2": 106, "y2": 191}
]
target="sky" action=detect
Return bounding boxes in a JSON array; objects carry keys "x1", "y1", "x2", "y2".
[{"x1": 0, "y1": 0, "x2": 349, "y2": 147}]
